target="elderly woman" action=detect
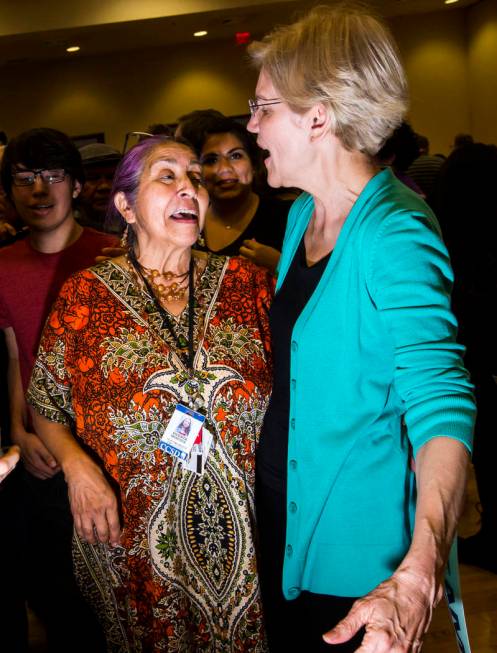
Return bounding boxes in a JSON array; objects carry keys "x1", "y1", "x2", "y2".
[
  {"x1": 27, "y1": 136, "x2": 273, "y2": 652},
  {"x1": 247, "y1": 6, "x2": 475, "y2": 653}
]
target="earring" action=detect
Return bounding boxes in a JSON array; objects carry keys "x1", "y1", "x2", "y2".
[{"x1": 120, "y1": 225, "x2": 129, "y2": 250}]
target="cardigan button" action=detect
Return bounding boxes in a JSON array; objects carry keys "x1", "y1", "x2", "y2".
[
  {"x1": 290, "y1": 418, "x2": 295, "y2": 430},
  {"x1": 291, "y1": 379, "x2": 296, "y2": 390},
  {"x1": 289, "y1": 501, "x2": 297, "y2": 514},
  {"x1": 289, "y1": 459, "x2": 297, "y2": 470},
  {"x1": 286, "y1": 544, "x2": 293, "y2": 557},
  {"x1": 291, "y1": 341, "x2": 298, "y2": 352},
  {"x1": 289, "y1": 587, "x2": 300, "y2": 598}
]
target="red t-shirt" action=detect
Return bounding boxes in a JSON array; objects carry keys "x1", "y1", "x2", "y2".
[{"x1": 0, "y1": 228, "x2": 117, "y2": 391}]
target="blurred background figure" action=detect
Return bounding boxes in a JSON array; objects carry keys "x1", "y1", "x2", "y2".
[
  {"x1": 375, "y1": 121, "x2": 424, "y2": 195},
  {"x1": 431, "y1": 142, "x2": 497, "y2": 574},
  {"x1": 77, "y1": 142, "x2": 122, "y2": 233},
  {"x1": 0, "y1": 144, "x2": 26, "y2": 245},
  {"x1": 407, "y1": 134, "x2": 445, "y2": 201},
  {"x1": 452, "y1": 133, "x2": 474, "y2": 150}
]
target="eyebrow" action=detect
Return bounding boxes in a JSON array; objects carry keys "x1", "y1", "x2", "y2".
[
  {"x1": 150, "y1": 156, "x2": 201, "y2": 169},
  {"x1": 202, "y1": 146, "x2": 246, "y2": 156}
]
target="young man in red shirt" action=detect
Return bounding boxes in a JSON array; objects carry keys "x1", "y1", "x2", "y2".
[{"x1": 0, "y1": 128, "x2": 117, "y2": 652}]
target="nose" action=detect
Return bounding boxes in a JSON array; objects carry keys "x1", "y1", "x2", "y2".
[
  {"x1": 247, "y1": 112, "x2": 259, "y2": 134},
  {"x1": 178, "y1": 174, "x2": 198, "y2": 197},
  {"x1": 31, "y1": 174, "x2": 49, "y2": 193}
]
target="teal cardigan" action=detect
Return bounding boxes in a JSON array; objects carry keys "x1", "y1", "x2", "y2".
[{"x1": 278, "y1": 168, "x2": 475, "y2": 599}]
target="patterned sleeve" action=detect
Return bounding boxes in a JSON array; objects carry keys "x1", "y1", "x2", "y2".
[
  {"x1": 252, "y1": 263, "x2": 275, "y2": 360},
  {"x1": 26, "y1": 271, "x2": 91, "y2": 425}
]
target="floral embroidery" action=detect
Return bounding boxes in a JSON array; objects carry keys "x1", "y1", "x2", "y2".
[{"x1": 27, "y1": 256, "x2": 273, "y2": 652}]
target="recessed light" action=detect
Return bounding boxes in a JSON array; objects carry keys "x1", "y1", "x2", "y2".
[
  {"x1": 66, "y1": 46, "x2": 80, "y2": 53},
  {"x1": 193, "y1": 30, "x2": 208, "y2": 37},
  {"x1": 444, "y1": 0, "x2": 459, "y2": 4}
]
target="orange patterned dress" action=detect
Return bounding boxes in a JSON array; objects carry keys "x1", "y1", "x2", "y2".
[{"x1": 27, "y1": 255, "x2": 273, "y2": 653}]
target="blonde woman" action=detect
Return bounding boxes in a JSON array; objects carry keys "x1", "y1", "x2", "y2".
[{"x1": 248, "y1": 6, "x2": 475, "y2": 652}]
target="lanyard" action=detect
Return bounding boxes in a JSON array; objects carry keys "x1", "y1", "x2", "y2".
[{"x1": 129, "y1": 251, "x2": 195, "y2": 371}]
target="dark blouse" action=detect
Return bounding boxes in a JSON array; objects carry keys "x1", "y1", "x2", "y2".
[
  {"x1": 257, "y1": 234, "x2": 331, "y2": 492},
  {"x1": 196, "y1": 196, "x2": 292, "y2": 256}
]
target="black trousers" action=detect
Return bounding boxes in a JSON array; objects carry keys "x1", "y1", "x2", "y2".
[
  {"x1": 255, "y1": 475, "x2": 364, "y2": 652},
  {"x1": 0, "y1": 467, "x2": 106, "y2": 653}
]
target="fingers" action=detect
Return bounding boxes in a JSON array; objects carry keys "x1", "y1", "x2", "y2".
[
  {"x1": 0, "y1": 446, "x2": 20, "y2": 482},
  {"x1": 323, "y1": 603, "x2": 365, "y2": 645}
]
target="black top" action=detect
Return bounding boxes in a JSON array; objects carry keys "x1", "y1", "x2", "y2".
[
  {"x1": 257, "y1": 234, "x2": 331, "y2": 492},
  {"x1": 196, "y1": 196, "x2": 292, "y2": 256}
]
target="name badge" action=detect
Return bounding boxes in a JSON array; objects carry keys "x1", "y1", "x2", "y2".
[{"x1": 159, "y1": 404, "x2": 205, "y2": 462}]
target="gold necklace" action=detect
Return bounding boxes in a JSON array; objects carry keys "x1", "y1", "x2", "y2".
[{"x1": 127, "y1": 255, "x2": 192, "y2": 303}]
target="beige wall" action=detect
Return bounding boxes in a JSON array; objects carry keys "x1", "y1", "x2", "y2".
[
  {"x1": 1, "y1": 3, "x2": 496, "y2": 153},
  {"x1": 468, "y1": 0, "x2": 497, "y2": 146},
  {"x1": 390, "y1": 10, "x2": 470, "y2": 155},
  {"x1": 0, "y1": 39, "x2": 258, "y2": 150}
]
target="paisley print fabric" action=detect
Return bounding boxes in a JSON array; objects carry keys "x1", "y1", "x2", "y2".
[{"x1": 27, "y1": 255, "x2": 273, "y2": 652}]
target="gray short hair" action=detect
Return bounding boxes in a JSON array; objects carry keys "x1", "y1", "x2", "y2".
[{"x1": 248, "y1": 4, "x2": 408, "y2": 156}]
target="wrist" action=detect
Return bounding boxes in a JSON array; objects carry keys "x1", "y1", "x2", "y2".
[{"x1": 62, "y1": 451, "x2": 100, "y2": 481}]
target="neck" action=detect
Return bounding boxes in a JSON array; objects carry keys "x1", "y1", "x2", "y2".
[
  {"x1": 209, "y1": 189, "x2": 259, "y2": 226},
  {"x1": 135, "y1": 240, "x2": 193, "y2": 274},
  {"x1": 28, "y1": 217, "x2": 83, "y2": 254},
  {"x1": 301, "y1": 136, "x2": 379, "y2": 226}
]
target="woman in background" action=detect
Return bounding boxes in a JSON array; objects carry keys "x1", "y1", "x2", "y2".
[{"x1": 182, "y1": 115, "x2": 292, "y2": 273}]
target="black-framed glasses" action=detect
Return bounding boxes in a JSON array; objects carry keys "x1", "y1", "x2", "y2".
[
  {"x1": 248, "y1": 98, "x2": 282, "y2": 116},
  {"x1": 12, "y1": 168, "x2": 66, "y2": 187}
]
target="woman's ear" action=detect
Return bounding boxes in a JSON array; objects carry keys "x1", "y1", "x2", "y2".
[
  {"x1": 309, "y1": 103, "x2": 332, "y2": 141},
  {"x1": 114, "y1": 192, "x2": 136, "y2": 224}
]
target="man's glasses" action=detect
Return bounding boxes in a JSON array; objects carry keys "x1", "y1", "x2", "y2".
[
  {"x1": 12, "y1": 168, "x2": 66, "y2": 187},
  {"x1": 248, "y1": 98, "x2": 282, "y2": 116}
]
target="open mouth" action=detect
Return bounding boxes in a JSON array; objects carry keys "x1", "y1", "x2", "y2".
[
  {"x1": 170, "y1": 209, "x2": 198, "y2": 222},
  {"x1": 30, "y1": 203, "x2": 54, "y2": 214}
]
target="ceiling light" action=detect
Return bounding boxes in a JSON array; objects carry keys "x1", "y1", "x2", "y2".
[
  {"x1": 66, "y1": 46, "x2": 80, "y2": 52},
  {"x1": 444, "y1": 0, "x2": 459, "y2": 4},
  {"x1": 193, "y1": 30, "x2": 208, "y2": 37}
]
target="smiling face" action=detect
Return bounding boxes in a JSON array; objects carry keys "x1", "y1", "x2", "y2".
[
  {"x1": 247, "y1": 68, "x2": 311, "y2": 189},
  {"x1": 10, "y1": 166, "x2": 80, "y2": 233},
  {"x1": 124, "y1": 142, "x2": 208, "y2": 251},
  {"x1": 200, "y1": 132, "x2": 254, "y2": 202}
]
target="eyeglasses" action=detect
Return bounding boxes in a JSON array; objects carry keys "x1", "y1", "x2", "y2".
[
  {"x1": 122, "y1": 131, "x2": 155, "y2": 154},
  {"x1": 248, "y1": 98, "x2": 282, "y2": 116},
  {"x1": 12, "y1": 168, "x2": 67, "y2": 187}
]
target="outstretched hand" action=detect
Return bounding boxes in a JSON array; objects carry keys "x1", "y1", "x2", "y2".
[
  {"x1": 323, "y1": 566, "x2": 440, "y2": 652},
  {"x1": 0, "y1": 445, "x2": 20, "y2": 483}
]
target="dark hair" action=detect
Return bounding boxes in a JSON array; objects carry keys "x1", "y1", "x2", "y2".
[
  {"x1": 453, "y1": 133, "x2": 474, "y2": 149},
  {"x1": 376, "y1": 122, "x2": 420, "y2": 172},
  {"x1": 106, "y1": 135, "x2": 195, "y2": 252},
  {"x1": 0, "y1": 128, "x2": 84, "y2": 197},
  {"x1": 432, "y1": 142, "x2": 497, "y2": 275},
  {"x1": 199, "y1": 117, "x2": 262, "y2": 169},
  {"x1": 176, "y1": 109, "x2": 226, "y2": 154}
]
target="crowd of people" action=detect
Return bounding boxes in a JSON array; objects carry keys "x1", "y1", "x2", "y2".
[{"x1": 0, "y1": 4, "x2": 493, "y2": 653}]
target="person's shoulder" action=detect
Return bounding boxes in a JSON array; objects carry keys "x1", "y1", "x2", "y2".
[
  {"x1": 0, "y1": 238, "x2": 30, "y2": 272},
  {"x1": 80, "y1": 227, "x2": 120, "y2": 248}
]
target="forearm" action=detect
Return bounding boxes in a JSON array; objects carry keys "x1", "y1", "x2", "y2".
[
  {"x1": 4, "y1": 327, "x2": 29, "y2": 435},
  {"x1": 31, "y1": 410, "x2": 121, "y2": 546},
  {"x1": 399, "y1": 437, "x2": 469, "y2": 600},
  {"x1": 30, "y1": 410, "x2": 91, "y2": 473}
]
